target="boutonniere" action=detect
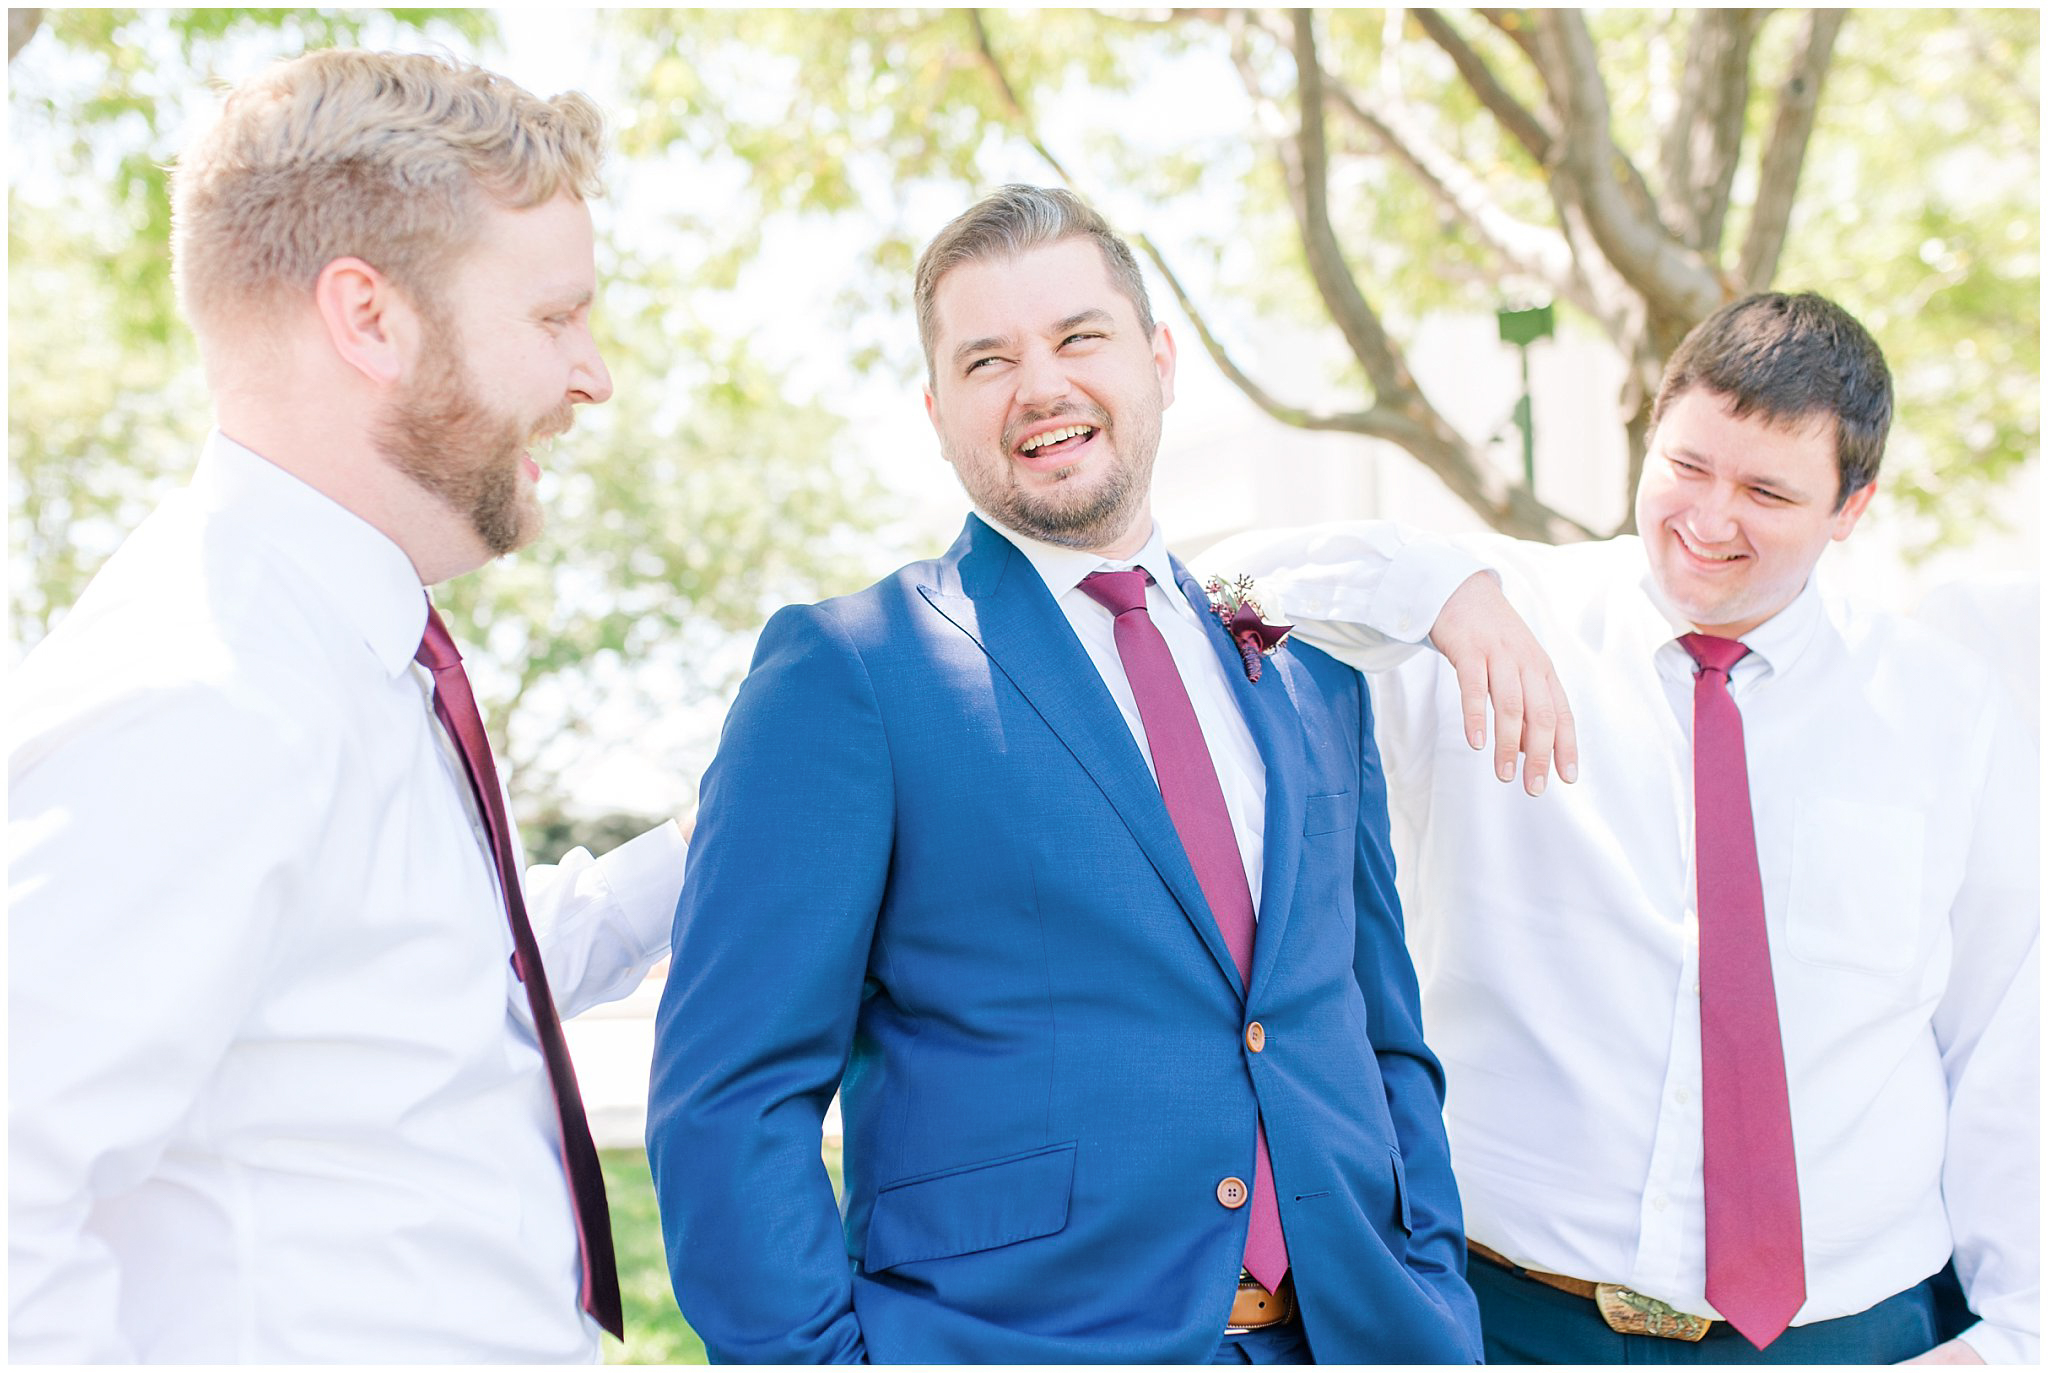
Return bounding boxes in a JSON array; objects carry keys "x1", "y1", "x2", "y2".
[{"x1": 1204, "y1": 574, "x2": 1293, "y2": 683}]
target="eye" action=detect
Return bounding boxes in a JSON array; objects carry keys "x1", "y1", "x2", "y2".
[
  {"x1": 1750, "y1": 487, "x2": 1793, "y2": 505},
  {"x1": 1668, "y1": 456, "x2": 1705, "y2": 476},
  {"x1": 1061, "y1": 331, "x2": 1106, "y2": 348},
  {"x1": 965, "y1": 355, "x2": 1005, "y2": 375}
]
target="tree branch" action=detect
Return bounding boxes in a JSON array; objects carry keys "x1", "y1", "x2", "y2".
[
  {"x1": 1657, "y1": 9, "x2": 1762, "y2": 253},
  {"x1": 965, "y1": 9, "x2": 1076, "y2": 184},
  {"x1": 9, "y1": 8, "x2": 42, "y2": 62},
  {"x1": 1135, "y1": 230, "x2": 1407, "y2": 441},
  {"x1": 1476, "y1": 8, "x2": 1543, "y2": 68},
  {"x1": 1283, "y1": 9, "x2": 1419, "y2": 402},
  {"x1": 1319, "y1": 75, "x2": 1577, "y2": 295},
  {"x1": 1530, "y1": 9, "x2": 1726, "y2": 322},
  {"x1": 1738, "y1": 8, "x2": 1847, "y2": 291},
  {"x1": 1413, "y1": 8, "x2": 1553, "y2": 164}
]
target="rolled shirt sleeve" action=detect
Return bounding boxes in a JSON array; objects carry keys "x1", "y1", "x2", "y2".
[
  {"x1": 526, "y1": 819, "x2": 688, "y2": 1020},
  {"x1": 1203, "y1": 521, "x2": 1491, "y2": 670}
]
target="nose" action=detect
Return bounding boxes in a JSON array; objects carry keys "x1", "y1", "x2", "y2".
[
  {"x1": 570, "y1": 326, "x2": 614, "y2": 406},
  {"x1": 1684, "y1": 482, "x2": 1741, "y2": 543},
  {"x1": 1012, "y1": 346, "x2": 1072, "y2": 412}
]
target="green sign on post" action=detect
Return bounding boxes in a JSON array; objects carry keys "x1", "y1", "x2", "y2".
[{"x1": 1496, "y1": 303, "x2": 1555, "y2": 487}]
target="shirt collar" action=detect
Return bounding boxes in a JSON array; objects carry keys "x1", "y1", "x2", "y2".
[
  {"x1": 191, "y1": 430, "x2": 430, "y2": 679},
  {"x1": 977, "y1": 510, "x2": 1193, "y2": 616},
  {"x1": 1639, "y1": 555, "x2": 1826, "y2": 683}
]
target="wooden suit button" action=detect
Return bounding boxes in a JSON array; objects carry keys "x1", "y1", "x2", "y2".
[
  {"x1": 1217, "y1": 1176, "x2": 1249, "y2": 1209},
  {"x1": 1245, "y1": 1021, "x2": 1266, "y2": 1053}
]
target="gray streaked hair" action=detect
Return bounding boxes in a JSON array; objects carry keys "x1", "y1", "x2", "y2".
[{"x1": 913, "y1": 184, "x2": 1155, "y2": 380}]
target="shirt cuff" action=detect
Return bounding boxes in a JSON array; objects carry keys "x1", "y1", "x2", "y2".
[
  {"x1": 595, "y1": 820, "x2": 689, "y2": 958},
  {"x1": 1957, "y1": 1319, "x2": 2038, "y2": 1365},
  {"x1": 1268, "y1": 536, "x2": 1490, "y2": 645}
]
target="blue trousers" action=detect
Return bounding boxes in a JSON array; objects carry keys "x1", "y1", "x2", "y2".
[
  {"x1": 1469, "y1": 1254, "x2": 1940, "y2": 1364},
  {"x1": 1210, "y1": 1319, "x2": 1314, "y2": 1363}
]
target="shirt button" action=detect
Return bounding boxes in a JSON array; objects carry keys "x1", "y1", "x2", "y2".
[
  {"x1": 1674, "y1": 1087, "x2": 1691, "y2": 1105},
  {"x1": 1217, "y1": 1177, "x2": 1249, "y2": 1209},
  {"x1": 1651, "y1": 1193, "x2": 1669, "y2": 1213},
  {"x1": 1245, "y1": 1021, "x2": 1266, "y2": 1054}
]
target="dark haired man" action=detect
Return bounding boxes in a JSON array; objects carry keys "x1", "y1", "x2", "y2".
[
  {"x1": 1216, "y1": 293, "x2": 2037, "y2": 1364},
  {"x1": 646, "y1": 185, "x2": 1485, "y2": 1362}
]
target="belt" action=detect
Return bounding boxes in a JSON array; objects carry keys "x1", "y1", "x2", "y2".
[
  {"x1": 1468, "y1": 1241, "x2": 1712, "y2": 1342},
  {"x1": 1225, "y1": 1272, "x2": 1296, "y2": 1332}
]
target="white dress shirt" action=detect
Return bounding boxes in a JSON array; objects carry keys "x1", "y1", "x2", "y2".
[
  {"x1": 1210, "y1": 522, "x2": 2039, "y2": 1363},
  {"x1": 978, "y1": 513, "x2": 1267, "y2": 909},
  {"x1": 7, "y1": 432, "x2": 687, "y2": 1362}
]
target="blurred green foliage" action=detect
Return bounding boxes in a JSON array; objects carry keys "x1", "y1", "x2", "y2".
[
  {"x1": 8, "y1": 8, "x2": 888, "y2": 830},
  {"x1": 8, "y1": 10, "x2": 2036, "y2": 826},
  {"x1": 604, "y1": 7, "x2": 2038, "y2": 550},
  {"x1": 600, "y1": 1139, "x2": 843, "y2": 1365}
]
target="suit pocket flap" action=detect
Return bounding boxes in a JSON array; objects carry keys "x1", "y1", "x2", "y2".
[
  {"x1": 863, "y1": 1141, "x2": 1076, "y2": 1273},
  {"x1": 1388, "y1": 1146, "x2": 1414, "y2": 1234},
  {"x1": 1303, "y1": 789, "x2": 1355, "y2": 836}
]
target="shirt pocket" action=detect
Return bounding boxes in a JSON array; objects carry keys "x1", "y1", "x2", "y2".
[
  {"x1": 862, "y1": 1140, "x2": 1076, "y2": 1273},
  {"x1": 1785, "y1": 797, "x2": 1925, "y2": 978}
]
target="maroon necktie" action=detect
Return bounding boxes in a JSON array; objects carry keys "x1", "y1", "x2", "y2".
[
  {"x1": 417, "y1": 604, "x2": 623, "y2": 1339},
  {"x1": 1681, "y1": 632, "x2": 1804, "y2": 1349},
  {"x1": 1080, "y1": 569, "x2": 1289, "y2": 1293}
]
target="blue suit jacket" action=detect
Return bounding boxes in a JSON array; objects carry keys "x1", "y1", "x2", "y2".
[{"x1": 648, "y1": 516, "x2": 1481, "y2": 1362}]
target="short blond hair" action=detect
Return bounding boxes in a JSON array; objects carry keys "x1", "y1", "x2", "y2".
[{"x1": 172, "y1": 49, "x2": 605, "y2": 340}]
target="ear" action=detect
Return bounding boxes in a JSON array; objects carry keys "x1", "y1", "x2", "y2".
[
  {"x1": 1152, "y1": 321, "x2": 1178, "y2": 411},
  {"x1": 312, "y1": 256, "x2": 417, "y2": 388},
  {"x1": 923, "y1": 382, "x2": 948, "y2": 453},
  {"x1": 1830, "y1": 481, "x2": 1877, "y2": 542}
]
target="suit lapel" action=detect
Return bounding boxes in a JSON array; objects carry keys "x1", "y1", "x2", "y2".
[
  {"x1": 919, "y1": 519, "x2": 1243, "y2": 994},
  {"x1": 1174, "y1": 563, "x2": 1307, "y2": 1006}
]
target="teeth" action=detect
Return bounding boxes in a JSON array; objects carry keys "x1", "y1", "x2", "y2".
[
  {"x1": 1678, "y1": 532, "x2": 1740, "y2": 561},
  {"x1": 1021, "y1": 424, "x2": 1092, "y2": 453}
]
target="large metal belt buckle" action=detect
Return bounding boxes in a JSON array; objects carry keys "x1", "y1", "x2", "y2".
[{"x1": 1594, "y1": 1283, "x2": 1712, "y2": 1342}]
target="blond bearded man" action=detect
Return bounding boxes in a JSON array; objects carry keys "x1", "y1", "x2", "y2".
[{"x1": 8, "y1": 52, "x2": 685, "y2": 1362}]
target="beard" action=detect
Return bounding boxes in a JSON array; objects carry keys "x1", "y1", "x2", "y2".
[
  {"x1": 954, "y1": 399, "x2": 1160, "y2": 552},
  {"x1": 374, "y1": 314, "x2": 568, "y2": 558}
]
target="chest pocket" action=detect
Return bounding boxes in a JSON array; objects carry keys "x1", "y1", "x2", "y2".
[
  {"x1": 1304, "y1": 790, "x2": 1355, "y2": 836},
  {"x1": 1786, "y1": 797, "x2": 1926, "y2": 978}
]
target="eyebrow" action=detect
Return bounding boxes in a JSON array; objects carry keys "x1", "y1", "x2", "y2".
[
  {"x1": 951, "y1": 332, "x2": 1014, "y2": 369},
  {"x1": 534, "y1": 288, "x2": 595, "y2": 316},
  {"x1": 1053, "y1": 308, "x2": 1115, "y2": 334},
  {"x1": 1668, "y1": 444, "x2": 1814, "y2": 499},
  {"x1": 949, "y1": 308, "x2": 1120, "y2": 370}
]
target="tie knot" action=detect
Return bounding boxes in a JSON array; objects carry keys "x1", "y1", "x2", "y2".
[
  {"x1": 1080, "y1": 567, "x2": 1153, "y2": 617},
  {"x1": 416, "y1": 603, "x2": 463, "y2": 673},
  {"x1": 1679, "y1": 631, "x2": 1749, "y2": 678}
]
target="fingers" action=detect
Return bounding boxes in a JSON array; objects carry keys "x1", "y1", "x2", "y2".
[
  {"x1": 1517, "y1": 687, "x2": 1553, "y2": 796},
  {"x1": 1487, "y1": 654, "x2": 1578, "y2": 797},
  {"x1": 1551, "y1": 675, "x2": 1579, "y2": 785},
  {"x1": 1455, "y1": 653, "x2": 1491, "y2": 752},
  {"x1": 1490, "y1": 673, "x2": 1525, "y2": 785}
]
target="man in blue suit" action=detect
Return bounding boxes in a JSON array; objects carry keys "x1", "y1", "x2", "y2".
[{"x1": 647, "y1": 185, "x2": 1483, "y2": 1363}]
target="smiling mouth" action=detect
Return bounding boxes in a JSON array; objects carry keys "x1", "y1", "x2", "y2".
[
  {"x1": 1675, "y1": 528, "x2": 1746, "y2": 564},
  {"x1": 1015, "y1": 424, "x2": 1097, "y2": 460}
]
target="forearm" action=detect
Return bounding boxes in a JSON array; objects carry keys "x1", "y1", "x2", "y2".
[
  {"x1": 527, "y1": 819, "x2": 689, "y2": 1019},
  {"x1": 1205, "y1": 521, "x2": 1489, "y2": 671},
  {"x1": 645, "y1": 604, "x2": 891, "y2": 1362}
]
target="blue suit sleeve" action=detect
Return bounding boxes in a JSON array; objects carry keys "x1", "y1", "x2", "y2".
[
  {"x1": 1347, "y1": 670, "x2": 1485, "y2": 1358},
  {"x1": 646, "y1": 604, "x2": 892, "y2": 1363}
]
